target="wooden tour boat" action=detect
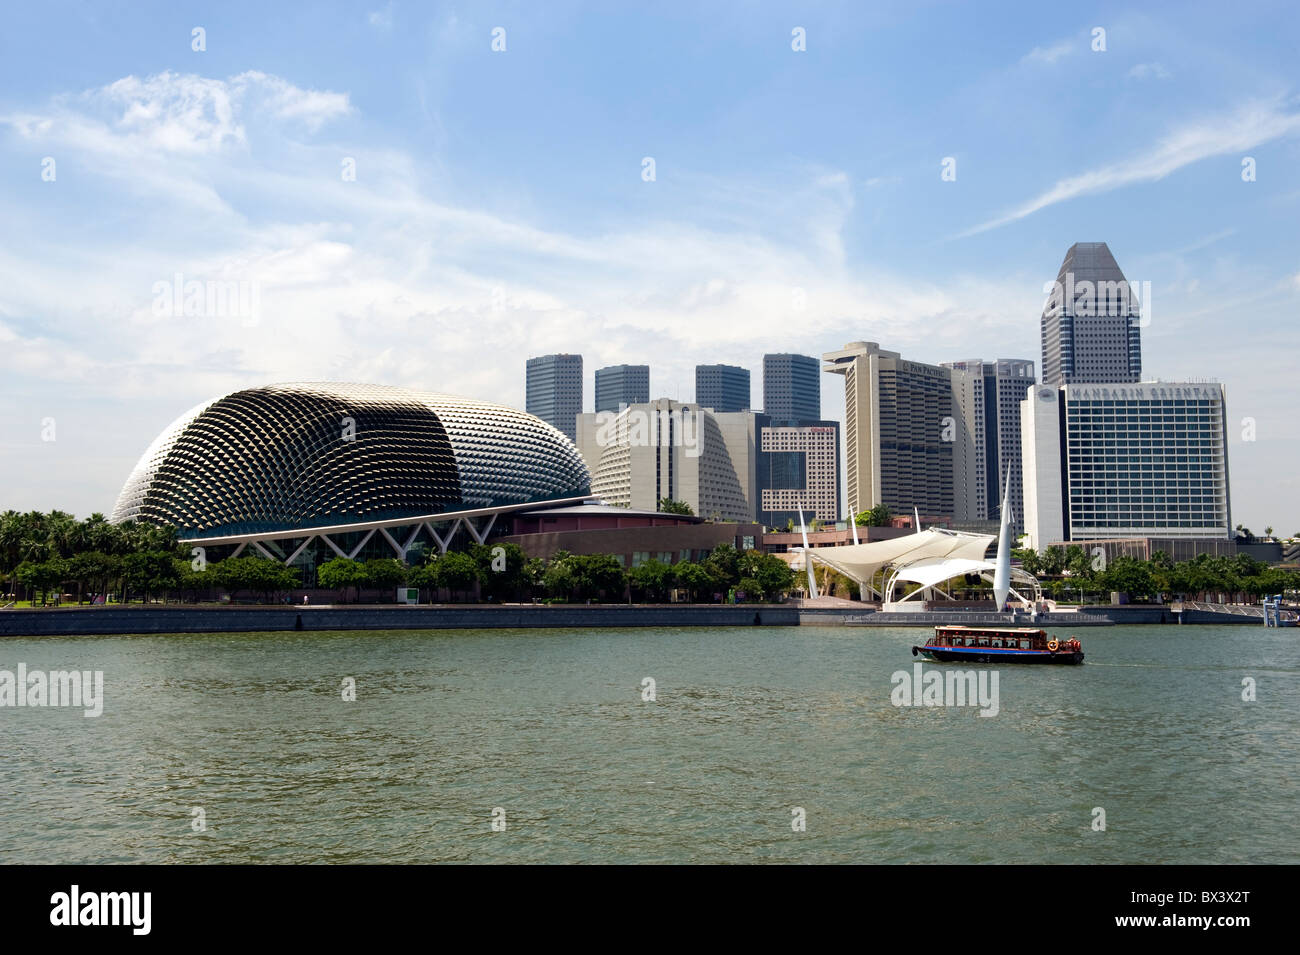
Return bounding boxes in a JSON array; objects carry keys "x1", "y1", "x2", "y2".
[{"x1": 912, "y1": 625, "x2": 1084, "y2": 665}]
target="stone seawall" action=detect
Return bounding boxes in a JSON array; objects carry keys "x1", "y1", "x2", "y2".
[{"x1": 0, "y1": 604, "x2": 801, "y2": 637}]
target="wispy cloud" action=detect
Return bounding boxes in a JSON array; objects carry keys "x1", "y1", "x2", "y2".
[
  {"x1": 1020, "y1": 40, "x2": 1073, "y2": 66},
  {"x1": 1, "y1": 70, "x2": 351, "y2": 157},
  {"x1": 1172, "y1": 228, "x2": 1236, "y2": 255},
  {"x1": 1128, "y1": 62, "x2": 1171, "y2": 80},
  {"x1": 956, "y1": 98, "x2": 1300, "y2": 238},
  {"x1": 368, "y1": 3, "x2": 394, "y2": 31}
]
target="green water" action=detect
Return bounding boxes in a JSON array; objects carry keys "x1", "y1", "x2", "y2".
[{"x1": 1, "y1": 625, "x2": 1295, "y2": 863}]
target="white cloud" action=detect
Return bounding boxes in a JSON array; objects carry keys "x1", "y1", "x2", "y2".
[
  {"x1": 368, "y1": 3, "x2": 394, "y2": 30},
  {"x1": 1128, "y1": 62, "x2": 1172, "y2": 80},
  {"x1": 957, "y1": 97, "x2": 1300, "y2": 237},
  {"x1": 1, "y1": 70, "x2": 350, "y2": 158},
  {"x1": 232, "y1": 71, "x2": 352, "y2": 131},
  {"x1": 1020, "y1": 40, "x2": 1073, "y2": 66}
]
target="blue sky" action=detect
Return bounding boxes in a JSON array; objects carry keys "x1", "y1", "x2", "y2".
[{"x1": 1, "y1": 1, "x2": 1298, "y2": 533}]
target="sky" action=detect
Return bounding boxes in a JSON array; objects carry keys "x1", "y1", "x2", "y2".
[{"x1": 1, "y1": 1, "x2": 1297, "y2": 534}]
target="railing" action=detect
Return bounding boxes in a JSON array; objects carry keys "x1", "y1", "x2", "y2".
[{"x1": 1180, "y1": 600, "x2": 1298, "y2": 622}]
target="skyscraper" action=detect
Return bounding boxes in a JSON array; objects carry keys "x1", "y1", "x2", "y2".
[
  {"x1": 525, "y1": 353, "x2": 583, "y2": 441},
  {"x1": 762, "y1": 353, "x2": 820, "y2": 422},
  {"x1": 695, "y1": 364, "x2": 751, "y2": 413},
  {"x1": 594, "y1": 364, "x2": 650, "y2": 413},
  {"x1": 823, "y1": 341, "x2": 954, "y2": 520},
  {"x1": 942, "y1": 358, "x2": 1035, "y2": 532},
  {"x1": 1040, "y1": 242, "x2": 1143, "y2": 386}
]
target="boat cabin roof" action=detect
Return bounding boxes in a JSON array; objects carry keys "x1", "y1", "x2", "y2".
[{"x1": 934, "y1": 625, "x2": 1046, "y2": 636}]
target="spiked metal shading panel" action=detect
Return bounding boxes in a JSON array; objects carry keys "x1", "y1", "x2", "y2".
[{"x1": 111, "y1": 382, "x2": 591, "y2": 537}]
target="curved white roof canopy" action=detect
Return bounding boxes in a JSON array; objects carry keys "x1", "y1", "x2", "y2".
[
  {"x1": 886, "y1": 557, "x2": 1040, "y2": 598},
  {"x1": 806, "y1": 529, "x2": 995, "y2": 586}
]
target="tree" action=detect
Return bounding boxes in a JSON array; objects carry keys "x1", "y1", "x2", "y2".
[
  {"x1": 628, "y1": 559, "x2": 674, "y2": 602},
  {"x1": 317, "y1": 557, "x2": 365, "y2": 603},
  {"x1": 362, "y1": 558, "x2": 408, "y2": 595},
  {"x1": 471, "y1": 542, "x2": 528, "y2": 601},
  {"x1": 435, "y1": 551, "x2": 482, "y2": 602},
  {"x1": 542, "y1": 558, "x2": 576, "y2": 601},
  {"x1": 15, "y1": 559, "x2": 66, "y2": 605},
  {"x1": 68, "y1": 551, "x2": 122, "y2": 603},
  {"x1": 736, "y1": 549, "x2": 796, "y2": 601},
  {"x1": 211, "y1": 556, "x2": 297, "y2": 603},
  {"x1": 658, "y1": 498, "x2": 694, "y2": 516},
  {"x1": 567, "y1": 553, "x2": 626, "y2": 601},
  {"x1": 704, "y1": 544, "x2": 741, "y2": 586},
  {"x1": 1039, "y1": 547, "x2": 1067, "y2": 577},
  {"x1": 673, "y1": 561, "x2": 712, "y2": 602},
  {"x1": 121, "y1": 551, "x2": 179, "y2": 603},
  {"x1": 173, "y1": 557, "x2": 215, "y2": 603},
  {"x1": 1063, "y1": 545, "x2": 1092, "y2": 580},
  {"x1": 856, "y1": 503, "x2": 892, "y2": 527},
  {"x1": 1013, "y1": 548, "x2": 1040, "y2": 577},
  {"x1": 523, "y1": 557, "x2": 546, "y2": 599},
  {"x1": 1100, "y1": 557, "x2": 1156, "y2": 600},
  {"x1": 750, "y1": 552, "x2": 796, "y2": 601}
]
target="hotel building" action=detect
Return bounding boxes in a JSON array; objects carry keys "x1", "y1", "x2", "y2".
[{"x1": 1020, "y1": 381, "x2": 1231, "y2": 550}]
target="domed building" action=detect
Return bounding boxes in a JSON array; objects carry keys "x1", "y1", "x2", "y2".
[{"x1": 111, "y1": 382, "x2": 591, "y2": 573}]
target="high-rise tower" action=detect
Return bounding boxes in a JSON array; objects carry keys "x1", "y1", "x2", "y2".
[
  {"x1": 695, "y1": 364, "x2": 751, "y2": 413},
  {"x1": 594, "y1": 364, "x2": 650, "y2": 413},
  {"x1": 762, "y1": 353, "x2": 820, "y2": 422},
  {"x1": 1040, "y1": 242, "x2": 1142, "y2": 386},
  {"x1": 525, "y1": 353, "x2": 583, "y2": 440}
]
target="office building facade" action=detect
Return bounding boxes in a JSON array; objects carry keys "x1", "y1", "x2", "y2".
[
  {"x1": 823, "y1": 341, "x2": 953, "y2": 520},
  {"x1": 526, "y1": 353, "x2": 583, "y2": 440},
  {"x1": 695, "y1": 364, "x2": 751, "y2": 413},
  {"x1": 594, "y1": 364, "x2": 650, "y2": 413},
  {"x1": 756, "y1": 418, "x2": 841, "y2": 527},
  {"x1": 943, "y1": 358, "x2": 1035, "y2": 532},
  {"x1": 762, "y1": 353, "x2": 820, "y2": 422}
]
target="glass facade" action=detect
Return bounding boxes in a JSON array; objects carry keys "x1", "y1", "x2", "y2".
[
  {"x1": 526, "y1": 353, "x2": 583, "y2": 440},
  {"x1": 762, "y1": 353, "x2": 819, "y2": 421},
  {"x1": 594, "y1": 364, "x2": 650, "y2": 413},
  {"x1": 695, "y1": 363, "x2": 751, "y2": 413}
]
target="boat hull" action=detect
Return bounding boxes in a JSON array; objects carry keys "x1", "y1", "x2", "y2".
[{"x1": 913, "y1": 646, "x2": 1084, "y2": 665}]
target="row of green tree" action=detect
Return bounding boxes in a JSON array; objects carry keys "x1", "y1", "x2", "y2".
[
  {"x1": 3, "y1": 507, "x2": 799, "y2": 605},
  {"x1": 315, "y1": 542, "x2": 797, "y2": 604},
  {"x1": 1013, "y1": 546, "x2": 1298, "y2": 603},
  {"x1": 10, "y1": 553, "x2": 304, "y2": 606},
  {"x1": 2, "y1": 510, "x2": 186, "y2": 604}
]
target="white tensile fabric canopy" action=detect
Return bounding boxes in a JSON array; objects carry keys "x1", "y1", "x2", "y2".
[
  {"x1": 806, "y1": 528, "x2": 995, "y2": 591},
  {"x1": 885, "y1": 556, "x2": 1040, "y2": 603},
  {"x1": 888, "y1": 556, "x2": 994, "y2": 589}
]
